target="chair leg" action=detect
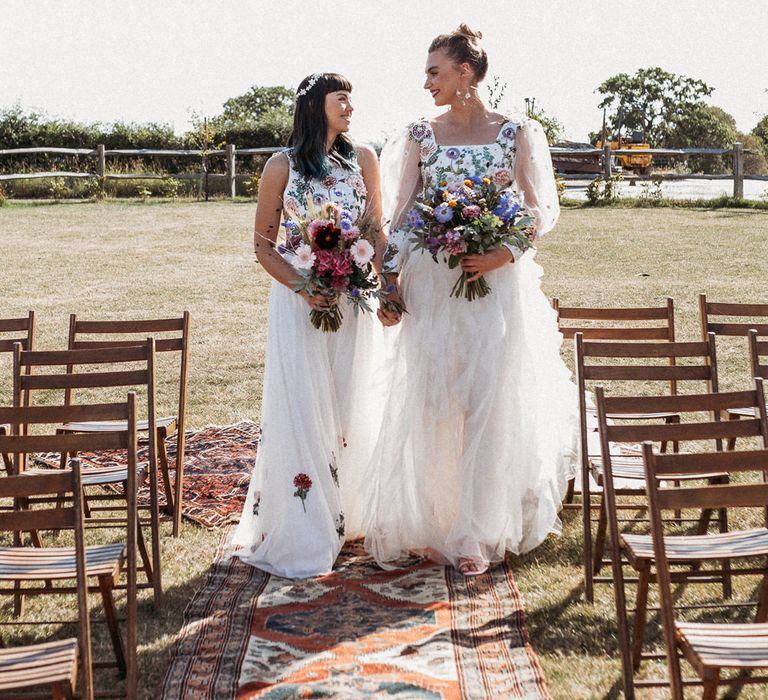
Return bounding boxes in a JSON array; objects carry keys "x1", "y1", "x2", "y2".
[
  {"x1": 583, "y1": 466, "x2": 594, "y2": 602},
  {"x1": 701, "y1": 668, "x2": 720, "y2": 700},
  {"x1": 717, "y1": 500, "x2": 732, "y2": 599},
  {"x1": 631, "y1": 563, "x2": 651, "y2": 671},
  {"x1": 98, "y1": 575, "x2": 126, "y2": 677},
  {"x1": 157, "y1": 435, "x2": 175, "y2": 517},
  {"x1": 593, "y1": 497, "x2": 608, "y2": 575},
  {"x1": 52, "y1": 683, "x2": 74, "y2": 700},
  {"x1": 172, "y1": 431, "x2": 185, "y2": 538},
  {"x1": 756, "y1": 566, "x2": 768, "y2": 622}
]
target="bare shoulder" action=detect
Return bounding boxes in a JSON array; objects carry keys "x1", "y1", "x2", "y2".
[
  {"x1": 264, "y1": 150, "x2": 290, "y2": 174},
  {"x1": 355, "y1": 143, "x2": 378, "y2": 164}
]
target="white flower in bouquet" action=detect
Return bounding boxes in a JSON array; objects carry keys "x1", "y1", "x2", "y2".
[
  {"x1": 294, "y1": 243, "x2": 316, "y2": 270},
  {"x1": 350, "y1": 239, "x2": 374, "y2": 265}
]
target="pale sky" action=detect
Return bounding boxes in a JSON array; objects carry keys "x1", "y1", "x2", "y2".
[{"x1": 2, "y1": 0, "x2": 767, "y2": 145}]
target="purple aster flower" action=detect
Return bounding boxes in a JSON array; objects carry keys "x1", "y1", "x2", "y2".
[
  {"x1": 350, "y1": 287, "x2": 360, "y2": 298},
  {"x1": 341, "y1": 210, "x2": 352, "y2": 220},
  {"x1": 445, "y1": 148, "x2": 461, "y2": 160},
  {"x1": 284, "y1": 221, "x2": 298, "y2": 230},
  {"x1": 341, "y1": 218, "x2": 353, "y2": 231},
  {"x1": 313, "y1": 193, "x2": 325, "y2": 204},
  {"x1": 406, "y1": 208, "x2": 424, "y2": 228},
  {"x1": 434, "y1": 202, "x2": 454, "y2": 223}
]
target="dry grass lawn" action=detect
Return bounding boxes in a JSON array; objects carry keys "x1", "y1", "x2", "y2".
[{"x1": 1, "y1": 200, "x2": 768, "y2": 698}]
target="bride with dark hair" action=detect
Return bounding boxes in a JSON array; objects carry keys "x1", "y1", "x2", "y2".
[
  {"x1": 364, "y1": 26, "x2": 579, "y2": 576},
  {"x1": 232, "y1": 72, "x2": 401, "y2": 579}
]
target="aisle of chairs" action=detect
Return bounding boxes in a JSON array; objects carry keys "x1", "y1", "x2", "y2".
[
  {"x1": 554, "y1": 295, "x2": 768, "y2": 699},
  {"x1": 0, "y1": 311, "x2": 189, "y2": 699}
]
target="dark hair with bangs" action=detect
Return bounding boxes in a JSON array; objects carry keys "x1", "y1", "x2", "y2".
[{"x1": 289, "y1": 73, "x2": 356, "y2": 179}]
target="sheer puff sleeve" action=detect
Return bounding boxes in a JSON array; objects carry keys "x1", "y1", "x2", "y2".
[
  {"x1": 514, "y1": 117, "x2": 560, "y2": 238},
  {"x1": 380, "y1": 123, "x2": 423, "y2": 273}
]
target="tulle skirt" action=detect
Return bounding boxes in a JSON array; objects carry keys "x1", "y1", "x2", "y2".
[
  {"x1": 232, "y1": 280, "x2": 383, "y2": 579},
  {"x1": 363, "y1": 248, "x2": 580, "y2": 568}
]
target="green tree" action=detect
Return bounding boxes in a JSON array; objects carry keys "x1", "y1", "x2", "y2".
[
  {"x1": 666, "y1": 104, "x2": 737, "y2": 173},
  {"x1": 596, "y1": 67, "x2": 714, "y2": 145},
  {"x1": 525, "y1": 100, "x2": 564, "y2": 145},
  {"x1": 220, "y1": 86, "x2": 294, "y2": 123},
  {"x1": 754, "y1": 114, "x2": 768, "y2": 150}
]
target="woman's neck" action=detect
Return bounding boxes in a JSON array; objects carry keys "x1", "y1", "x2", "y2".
[
  {"x1": 447, "y1": 95, "x2": 488, "y2": 127},
  {"x1": 326, "y1": 130, "x2": 340, "y2": 153}
]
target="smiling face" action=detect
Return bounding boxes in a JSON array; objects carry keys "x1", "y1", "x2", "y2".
[
  {"x1": 324, "y1": 90, "x2": 353, "y2": 134},
  {"x1": 424, "y1": 48, "x2": 469, "y2": 107}
]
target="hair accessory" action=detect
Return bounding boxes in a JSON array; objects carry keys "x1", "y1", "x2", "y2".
[{"x1": 296, "y1": 73, "x2": 322, "y2": 98}]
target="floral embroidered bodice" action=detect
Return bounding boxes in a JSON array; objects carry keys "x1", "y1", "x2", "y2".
[
  {"x1": 408, "y1": 119, "x2": 519, "y2": 197},
  {"x1": 282, "y1": 148, "x2": 368, "y2": 236}
]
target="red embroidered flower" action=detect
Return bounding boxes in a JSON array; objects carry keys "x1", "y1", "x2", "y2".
[
  {"x1": 293, "y1": 472, "x2": 313, "y2": 512},
  {"x1": 293, "y1": 473, "x2": 312, "y2": 490}
]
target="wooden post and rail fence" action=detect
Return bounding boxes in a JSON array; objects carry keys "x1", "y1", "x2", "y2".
[{"x1": 0, "y1": 143, "x2": 766, "y2": 199}]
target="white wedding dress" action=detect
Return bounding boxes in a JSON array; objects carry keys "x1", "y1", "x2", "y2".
[
  {"x1": 232, "y1": 148, "x2": 383, "y2": 579},
  {"x1": 364, "y1": 117, "x2": 580, "y2": 568}
]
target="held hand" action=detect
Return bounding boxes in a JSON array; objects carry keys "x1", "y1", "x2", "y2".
[
  {"x1": 300, "y1": 289, "x2": 337, "y2": 312},
  {"x1": 377, "y1": 286, "x2": 406, "y2": 327},
  {"x1": 460, "y1": 248, "x2": 514, "y2": 282}
]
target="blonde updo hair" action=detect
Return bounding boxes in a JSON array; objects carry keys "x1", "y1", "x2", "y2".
[{"x1": 428, "y1": 24, "x2": 488, "y2": 83}]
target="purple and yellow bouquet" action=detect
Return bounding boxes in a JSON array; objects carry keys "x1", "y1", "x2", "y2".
[
  {"x1": 281, "y1": 200, "x2": 380, "y2": 332},
  {"x1": 406, "y1": 176, "x2": 536, "y2": 300}
]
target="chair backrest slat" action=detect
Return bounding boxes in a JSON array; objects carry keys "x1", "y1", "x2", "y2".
[
  {"x1": 556, "y1": 306, "x2": 670, "y2": 321},
  {"x1": 0, "y1": 401, "x2": 129, "y2": 425},
  {"x1": 750, "y1": 329, "x2": 768, "y2": 382},
  {"x1": 21, "y1": 369, "x2": 149, "y2": 391},
  {"x1": 603, "y1": 389, "x2": 758, "y2": 415},
  {"x1": 607, "y1": 418, "x2": 762, "y2": 443},
  {"x1": 0, "y1": 430, "x2": 128, "y2": 454},
  {"x1": 708, "y1": 322, "x2": 768, "y2": 337},
  {"x1": 561, "y1": 326, "x2": 671, "y2": 341},
  {"x1": 652, "y1": 448, "x2": 768, "y2": 477},
  {"x1": 0, "y1": 314, "x2": 34, "y2": 334},
  {"x1": 0, "y1": 506, "x2": 76, "y2": 532},
  {"x1": 72, "y1": 338, "x2": 183, "y2": 352},
  {"x1": 0, "y1": 469, "x2": 73, "y2": 499},
  {"x1": 21, "y1": 345, "x2": 150, "y2": 366},
  {"x1": 583, "y1": 365, "x2": 711, "y2": 381},
  {"x1": 581, "y1": 340, "x2": 708, "y2": 358}
]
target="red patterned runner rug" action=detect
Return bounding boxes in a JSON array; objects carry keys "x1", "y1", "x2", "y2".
[
  {"x1": 157, "y1": 533, "x2": 551, "y2": 699},
  {"x1": 34, "y1": 421, "x2": 260, "y2": 529}
]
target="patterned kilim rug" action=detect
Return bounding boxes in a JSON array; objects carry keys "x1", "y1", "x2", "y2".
[
  {"x1": 157, "y1": 533, "x2": 551, "y2": 699},
  {"x1": 34, "y1": 421, "x2": 259, "y2": 529}
]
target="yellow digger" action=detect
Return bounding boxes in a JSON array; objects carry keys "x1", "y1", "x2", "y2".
[{"x1": 596, "y1": 129, "x2": 654, "y2": 175}]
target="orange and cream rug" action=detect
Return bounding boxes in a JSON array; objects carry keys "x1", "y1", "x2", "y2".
[{"x1": 158, "y1": 535, "x2": 551, "y2": 699}]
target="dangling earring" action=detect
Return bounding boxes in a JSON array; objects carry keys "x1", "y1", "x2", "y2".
[{"x1": 464, "y1": 89, "x2": 471, "y2": 99}]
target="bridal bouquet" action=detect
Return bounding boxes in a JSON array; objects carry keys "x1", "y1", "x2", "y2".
[
  {"x1": 280, "y1": 199, "x2": 380, "y2": 332},
  {"x1": 406, "y1": 176, "x2": 536, "y2": 300}
]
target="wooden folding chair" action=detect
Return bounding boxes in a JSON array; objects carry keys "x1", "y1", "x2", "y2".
[
  {"x1": 65, "y1": 313, "x2": 190, "y2": 537},
  {"x1": 553, "y1": 298, "x2": 676, "y2": 508},
  {"x1": 0, "y1": 311, "x2": 34, "y2": 472},
  {"x1": 13, "y1": 341, "x2": 162, "y2": 605},
  {"x1": 0, "y1": 396, "x2": 139, "y2": 699},
  {"x1": 0, "y1": 461, "x2": 92, "y2": 700},
  {"x1": 643, "y1": 422, "x2": 768, "y2": 699},
  {"x1": 576, "y1": 333, "x2": 717, "y2": 602},
  {"x1": 597, "y1": 381, "x2": 768, "y2": 698}
]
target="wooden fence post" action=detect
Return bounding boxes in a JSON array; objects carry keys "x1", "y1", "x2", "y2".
[
  {"x1": 732, "y1": 142, "x2": 744, "y2": 199},
  {"x1": 602, "y1": 143, "x2": 612, "y2": 179},
  {"x1": 226, "y1": 144, "x2": 236, "y2": 199},
  {"x1": 96, "y1": 144, "x2": 105, "y2": 178}
]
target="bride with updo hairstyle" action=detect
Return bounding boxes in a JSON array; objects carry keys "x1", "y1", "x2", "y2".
[{"x1": 364, "y1": 25, "x2": 580, "y2": 576}]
